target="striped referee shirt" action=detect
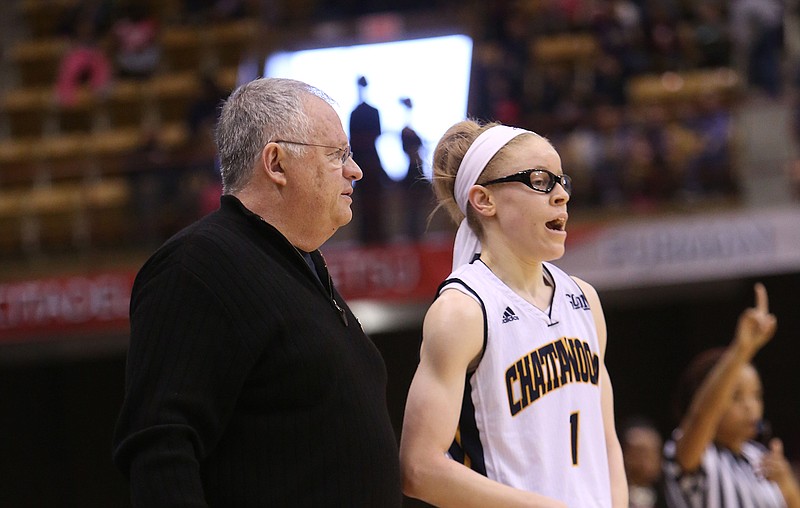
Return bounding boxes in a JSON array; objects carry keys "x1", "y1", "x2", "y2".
[{"x1": 663, "y1": 437, "x2": 785, "y2": 508}]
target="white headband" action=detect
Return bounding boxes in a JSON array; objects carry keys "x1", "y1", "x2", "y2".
[
  {"x1": 451, "y1": 125, "x2": 530, "y2": 269},
  {"x1": 454, "y1": 125, "x2": 529, "y2": 214}
]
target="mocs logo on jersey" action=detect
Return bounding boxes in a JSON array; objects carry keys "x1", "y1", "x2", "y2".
[
  {"x1": 502, "y1": 306, "x2": 520, "y2": 323},
  {"x1": 566, "y1": 293, "x2": 590, "y2": 310}
]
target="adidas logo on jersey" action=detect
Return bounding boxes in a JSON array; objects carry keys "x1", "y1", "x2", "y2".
[{"x1": 502, "y1": 306, "x2": 519, "y2": 323}]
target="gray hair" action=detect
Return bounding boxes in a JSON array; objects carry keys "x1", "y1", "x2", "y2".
[{"x1": 215, "y1": 77, "x2": 335, "y2": 194}]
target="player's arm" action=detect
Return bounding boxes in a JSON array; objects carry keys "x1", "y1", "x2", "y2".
[
  {"x1": 575, "y1": 277, "x2": 628, "y2": 508},
  {"x1": 673, "y1": 283, "x2": 777, "y2": 473},
  {"x1": 400, "y1": 289, "x2": 567, "y2": 508}
]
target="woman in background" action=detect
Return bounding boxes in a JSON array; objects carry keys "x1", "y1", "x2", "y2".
[{"x1": 663, "y1": 283, "x2": 800, "y2": 508}]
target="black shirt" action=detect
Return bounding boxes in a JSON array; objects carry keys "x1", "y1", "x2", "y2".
[{"x1": 113, "y1": 195, "x2": 402, "y2": 507}]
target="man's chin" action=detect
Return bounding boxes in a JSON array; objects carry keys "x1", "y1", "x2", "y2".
[{"x1": 337, "y1": 210, "x2": 353, "y2": 227}]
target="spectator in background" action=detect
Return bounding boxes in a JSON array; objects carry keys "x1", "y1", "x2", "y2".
[
  {"x1": 730, "y1": 0, "x2": 784, "y2": 98},
  {"x1": 209, "y1": 0, "x2": 251, "y2": 20},
  {"x1": 55, "y1": 17, "x2": 112, "y2": 107},
  {"x1": 472, "y1": 1, "x2": 529, "y2": 126},
  {"x1": 592, "y1": 0, "x2": 649, "y2": 78},
  {"x1": 619, "y1": 416, "x2": 667, "y2": 508},
  {"x1": 636, "y1": 102, "x2": 679, "y2": 200},
  {"x1": 184, "y1": 71, "x2": 227, "y2": 218},
  {"x1": 470, "y1": 40, "x2": 523, "y2": 125},
  {"x1": 641, "y1": 0, "x2": 683, "y2": 73},
  {"x1": 57, "y1": 0, "x2": 115, "y2": 38},
  {"x1": 684, "y1": 93, "x2": 735, "y2": 197},
  {"x1": 588, "y1": 102, "x2": 629, "y2": 206},
  {"x1": 184, "y1": 0, "x2": 250, "y2": 23},
  {"x1": 108, "y1": 3, "x2": 161, "y2": 80},
  {"x1": 663, "y1": 284, "x2": 800, "y2": 508},
  {"x1": 123, "y1": 127, "x2": 178, "y2": 245},
  {"x1": 554, "y1": 110, "x2": 598, "y2": 207},
  {"x1": 187, "y1": 71, "x2": 227, "y2": 143},
  {"x1": 624, "y1": 126, "x2": 669, "y2": 209},
  {"x1": 534, "y1": 64, "x2": 576, "y2": 132},
  {"x1": 681, "y1": 2, "x2": 730, "y2": 69},
  {"x1": 485, "y1": 70, "x2": 523, "y2": 126},
  {"x1": 657, "y1": 103, "x2": 700, "y2": 201},
  {"x1": 593, "y1": 51, "x2": 629, "y2": 107}
]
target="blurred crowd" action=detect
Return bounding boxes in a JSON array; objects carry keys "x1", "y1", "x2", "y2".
[
  {"x1": 467, "y1": 0, "x2": 785, "y2": 212},
  {"x1": 3, "y1": 0, "x2": 797, "y2": 251},
  {"x1": 52, "y1": 0, "x2": 252, "y2": 105}
]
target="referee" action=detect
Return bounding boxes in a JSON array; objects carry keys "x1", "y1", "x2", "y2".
[{"x1": 662, "y1": 283, "x2": 800, "y2": 508}]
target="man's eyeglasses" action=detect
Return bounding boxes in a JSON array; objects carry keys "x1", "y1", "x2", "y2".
[
  {"x1": 481, "y1": 168, "x2": 573, "y2": 196},
  {"x1": 272, "y1": 140, "x2": 353, "y2": 165}
]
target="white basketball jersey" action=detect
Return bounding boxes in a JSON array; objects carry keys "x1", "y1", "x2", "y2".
[{"x1": 442, "y1": 259, "x2": 612, "y2": 508}]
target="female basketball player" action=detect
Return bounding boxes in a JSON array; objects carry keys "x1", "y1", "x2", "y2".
[
  {"x1": 663, "y1": 283, "x2": 800, "y2": 508},
  {"x1": 399, "y1": 121, "x2": 628, "y2": 507}
]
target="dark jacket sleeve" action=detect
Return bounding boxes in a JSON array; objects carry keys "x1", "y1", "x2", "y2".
[{"x1": 113, "y1": 262, "x2": 256, "y2": 507}]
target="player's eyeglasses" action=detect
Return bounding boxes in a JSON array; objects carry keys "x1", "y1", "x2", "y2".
[
  {"x1": 481, "y1": 168, "x2": 573, "y2": 195},
  {"x1": 272, "y1": 140, "x2": 353, "y2": 165}
]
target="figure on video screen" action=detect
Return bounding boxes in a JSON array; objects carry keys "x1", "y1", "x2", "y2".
[
  {"x1": 399, "y1": 97, "x2": 429, "y2": 241},
  {"x1": 350, "y1": 76, "x2": 390, "y2": 245}
]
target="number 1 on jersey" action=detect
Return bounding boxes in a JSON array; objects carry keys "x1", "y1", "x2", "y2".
[{"x1": 569, "y1": 411, "x2": 579, "y2": 466}]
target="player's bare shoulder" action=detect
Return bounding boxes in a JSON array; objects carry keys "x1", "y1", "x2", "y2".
[{"x1": 421, "y1": 288, "x2": 485, "y2": 367}]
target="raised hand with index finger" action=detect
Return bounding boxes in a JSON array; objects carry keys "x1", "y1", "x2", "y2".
[{"x1": 733, "y1": 283, "x2": 778, "y2": 360}]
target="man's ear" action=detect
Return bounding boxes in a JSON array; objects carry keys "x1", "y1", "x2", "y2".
[
  {"x1": 469, "y1": 185, "x2": 496, "y2": 217},
  {"x1": 261, "y1": 142, "x2": 288, "y2": 185}
]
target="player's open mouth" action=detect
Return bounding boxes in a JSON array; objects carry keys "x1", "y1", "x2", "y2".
[{"x1": 546, "y1": 217, "x2": 566, "y2": 231}]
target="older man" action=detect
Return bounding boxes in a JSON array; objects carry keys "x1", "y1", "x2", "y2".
[{"x1": 113, "y1": 78, "x2": 402, "y2": 507}]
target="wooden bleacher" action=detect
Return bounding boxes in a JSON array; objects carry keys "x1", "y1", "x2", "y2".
[
  {"x1": 161, "y1": 26, "x2": 209, "y2": 72},
  {"x1": 1, "y1": 87, "x2": 55, "y2": 138},
  {"x1": 207, "y1": 18, "x2": 258, "y2": 68},
  {"x1": 0, "y1": 67, "x2": 235, "y2": 145},
  {"x1": 18, "y1": 0, "x2": 80, "y2": 39},
  {"x1": 6, "y1": 37, "x2": 69, "y2": 87},
  {"x1": 0, "y1": 123, "x2": 190, "y2": 185},
  {"x1": 0, "y1": 178, "x2": 132, "y2": 255},
  {"x1": 2, "y1": 0, "x2": 261, "y2": 259},
  {"x1": 530, "y1": 33, "x2": 598, "y2": 65},
  {"x1": 627, "y1": 67, "x2": 742, "y2": 105}
]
